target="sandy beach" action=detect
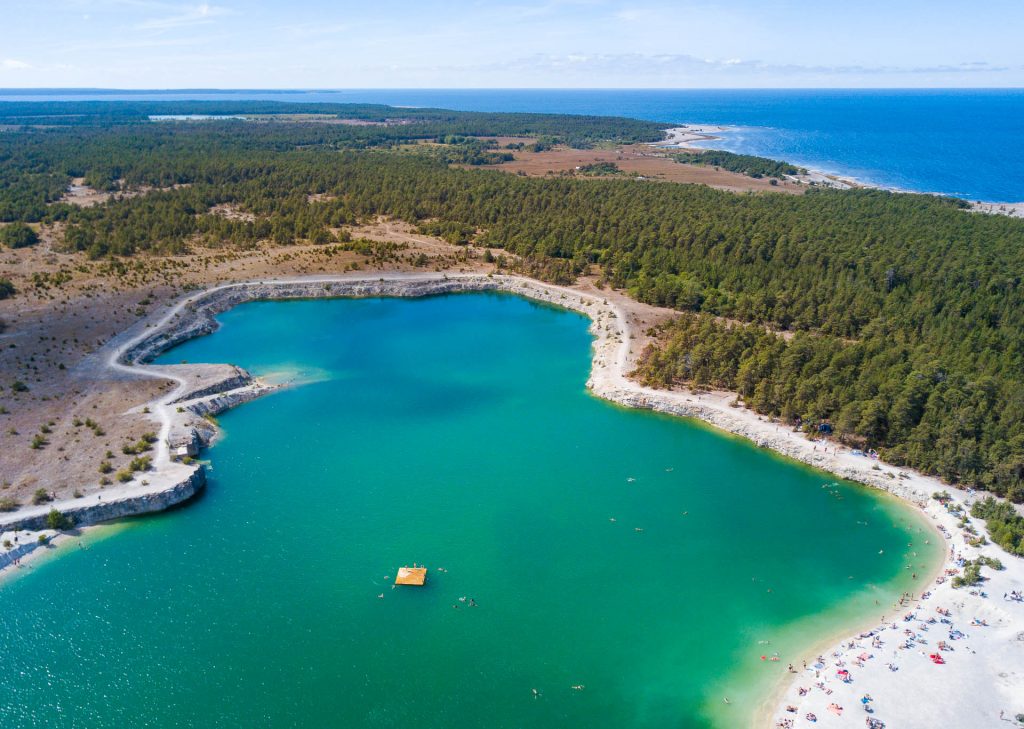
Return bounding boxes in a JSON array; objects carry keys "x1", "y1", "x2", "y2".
[
  {"x1": 654, "y1": 126, "x2": 858, "y2": 191},
  {"x1": 1, "y1": 271, "x2": 1022, "y2": 727},
  {"x1": 655, "y1": 127, "x2": 1024, "y2": 213},
  {"x1": 765, "y1": 489, "x2": 1024, "y2": 728},
  {"x1": 970, "y1": 201, "x2": 1024, "y2": 219},
  {"x1": 654, "y1": 124, "x2": 734, "y2": 150}
]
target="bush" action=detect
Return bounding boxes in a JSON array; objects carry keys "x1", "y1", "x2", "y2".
[
  {"x1": 31, "y1": 488, "x2": 51, "y2": 505},
  {"x1": 952, "y1": 563, "x2": 980, "y2": 588},
  {"x1": 0, "y1": 496, "x2": 19, "y2": 512},
  {"x1": 978, "y1": 555, "x2": 1004, "y2": 571},
  {"x1": 45, "y1": 508, "x2": 74, "y2": 531},
  {"x1": 129, "y1": 455, "x2": 152, "y2": 472},
  {"x1": 952, "y1": 555, "x2": 1004, "y2": 587},
  {"x1": 971, "y1": 497, "x2": 1024, "y2": 557},
  {"x1": 115, "y1": 469, "x2": 133, "y2": 483},
  {"x1": 98, "y1": 460, "x2": 113, "y2": 474},
  {"x1": 0, "y1": 278, "x2": 14, "y2": 300},
  {"x1": 0, "y1": 223, "x2": 39, "y2": 249}
]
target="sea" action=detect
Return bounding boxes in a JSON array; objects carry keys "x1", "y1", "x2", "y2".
[
  {"x1": 0, "y1": 294, "x2": 941, "y2": 729},
  {"x1": 2, "y1": 88, "x2": 1023, "y2": 202}
]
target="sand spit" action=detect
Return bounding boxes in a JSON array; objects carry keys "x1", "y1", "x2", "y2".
[
  {"x1": 655, "y1": 127, "x2": 855, "y2": 191},
  {"x1": 0, "y1": 272, "x2": 1021, "y2": 726},
  {"x1": 655, "y1": 124, "x2": 733, "y2": 150},
  {"x1": 657, "y1": 128, "x2": 1024, "y2": 216}
]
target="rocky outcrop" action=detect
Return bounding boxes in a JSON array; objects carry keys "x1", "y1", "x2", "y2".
[
  {"x1": 186, "y1": 383, "x2": 278, "y2": 418},
  {"x1": 2, "y1": 467, "x2": 206, "y2": 532},
  {"x1": 121, "y1": 277, "x2": 513, "y2": 365},
  {"x1": 124, "y1": 309, "x2": 218, "y2": 364},
  {"x1": 171, "y1": 365, "x2": 253, "y2": 403}
]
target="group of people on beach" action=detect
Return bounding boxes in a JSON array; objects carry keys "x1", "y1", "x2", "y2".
[{"x1": 774, "y1": 484, "x2": 1024, "y2": 728}]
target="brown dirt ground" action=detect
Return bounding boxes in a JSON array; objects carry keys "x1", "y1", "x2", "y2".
[
  {"x1": 479, "y1": 144, "x2": 804, "y2": 194},
  {"x1": 58, "y1": 178, "x2": 115, "y2": 207},
  {"x1": 0, "y1": 219, "x2": 494, "y2": 507}
]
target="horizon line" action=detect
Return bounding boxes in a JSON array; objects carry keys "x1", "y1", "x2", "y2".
[{"x1": 2, "y1": 86, "x2": 1024, "y2": 93}]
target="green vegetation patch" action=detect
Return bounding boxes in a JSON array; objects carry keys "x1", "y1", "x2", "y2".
[
  {"x1": 672, "y1": 149, "x2": 804, "y2": 179},
  {"x1": 971, "y1": 498, "x2": 1024, "y2": 556}
]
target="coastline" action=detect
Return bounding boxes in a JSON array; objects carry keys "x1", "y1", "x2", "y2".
[
  {"x1": 654, "y1": 125, "x2": 860, "y2": 192},
  {"x1": 655, "y1": 125, "x2": 1024, "y2": 215},
  {"x1": 0, "y1": 272, "x2": 1021, "y2": 726}
]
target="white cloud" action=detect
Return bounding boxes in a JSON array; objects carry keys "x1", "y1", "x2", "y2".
[
  {"x1": 283, "y1": 22, "x2": 351, "y2": 39},
  {"x1": 1, "y1": 59, "x2": 31, "y2": 70},
  {"x1": 135, "y1": 3, "x2": 230, "y2": 31},
  {"x1": 477, "y1": 52, "x2": 1017, "y2": 78}
]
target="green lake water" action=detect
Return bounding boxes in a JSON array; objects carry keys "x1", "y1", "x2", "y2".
[{"x1": 0, "y1": 293, "x2": 941, "y2": 728}]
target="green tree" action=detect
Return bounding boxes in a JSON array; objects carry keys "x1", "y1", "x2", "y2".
[{"x1": 0, "y1": 223, "x2": 39, "y2": 248}]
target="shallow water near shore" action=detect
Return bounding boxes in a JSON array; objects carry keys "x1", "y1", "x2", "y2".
[{"x1": 0, "y1": 293, "x2": 942, "y2": 728}]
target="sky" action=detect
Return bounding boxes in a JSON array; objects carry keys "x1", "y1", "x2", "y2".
[{"x1": 1, "y1": 0, "x2": 1023, "y2": 89}]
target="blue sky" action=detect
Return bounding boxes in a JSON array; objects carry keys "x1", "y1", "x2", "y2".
[{"x1": 1, "y1": 0, "x2": 1023, "y2": 88}]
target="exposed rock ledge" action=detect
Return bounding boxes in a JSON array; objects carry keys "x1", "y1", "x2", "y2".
[{"x1": 1, "y1": 466, "x2": 206, "y2": 533}]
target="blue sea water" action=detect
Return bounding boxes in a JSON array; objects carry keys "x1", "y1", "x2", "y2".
[{"x1": 2, "y1": 88, "x2": 1022, "y2": 201}]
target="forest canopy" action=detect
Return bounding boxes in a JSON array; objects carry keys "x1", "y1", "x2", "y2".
[{"x1": 2, "y1": 103, "x2": 1024, "y2": 501}]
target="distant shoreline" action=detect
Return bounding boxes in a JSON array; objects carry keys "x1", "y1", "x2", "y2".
[{"x1": 655, "y1": 125, "x2": 1024, "y2": 215}]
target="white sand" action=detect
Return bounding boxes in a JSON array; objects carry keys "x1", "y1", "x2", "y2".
[
  {"x1": 655, "y1": 124, "x2": 733, "y2": 149},
  {"x1": 654, "y1": 127, "x2": 856, "y2": 191},
  {"x1": 767, "y1": 492, "x2": 1024, "y2": 728},
  {"x1": 970, "y1": 201, "x2": 1024, "y2": 219},
  {"x1": 656, "y1": 130, "x2": 1024, "y2": 214}
]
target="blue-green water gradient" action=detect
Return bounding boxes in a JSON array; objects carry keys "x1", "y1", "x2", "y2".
[{"x1": 0, "y1": 294, "x2": 941, "y2": 728}]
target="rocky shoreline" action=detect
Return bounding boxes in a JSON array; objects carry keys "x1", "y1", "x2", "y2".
[{"x1": 136, "y1": 272, "x2": 958, "y2": 508}]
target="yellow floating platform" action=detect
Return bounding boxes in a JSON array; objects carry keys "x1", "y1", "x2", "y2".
[{"x1": 395, "y1": 566, "x2": 427, "y2": 586}]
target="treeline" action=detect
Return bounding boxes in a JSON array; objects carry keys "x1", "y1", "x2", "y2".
[
  {"x1": 672, "y1": 150, "x2": 804, "y2": 178},
  {"x1": 0, "y1": 112, "x2": 663, "y2": 221},
  {"x1": 2, "y1": 117, "x2": 1024, "y2": 500},
  {"x1": 0, "y1": 100, "x2": 666, "y2": 145},
  {"x1": 634, "y1": 315, "x2": 1024, "y2": 502}
]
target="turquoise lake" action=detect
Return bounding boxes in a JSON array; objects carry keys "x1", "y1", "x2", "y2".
[{"x1": 0, "y1": 293, "x2": 941, "y2": 728}]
